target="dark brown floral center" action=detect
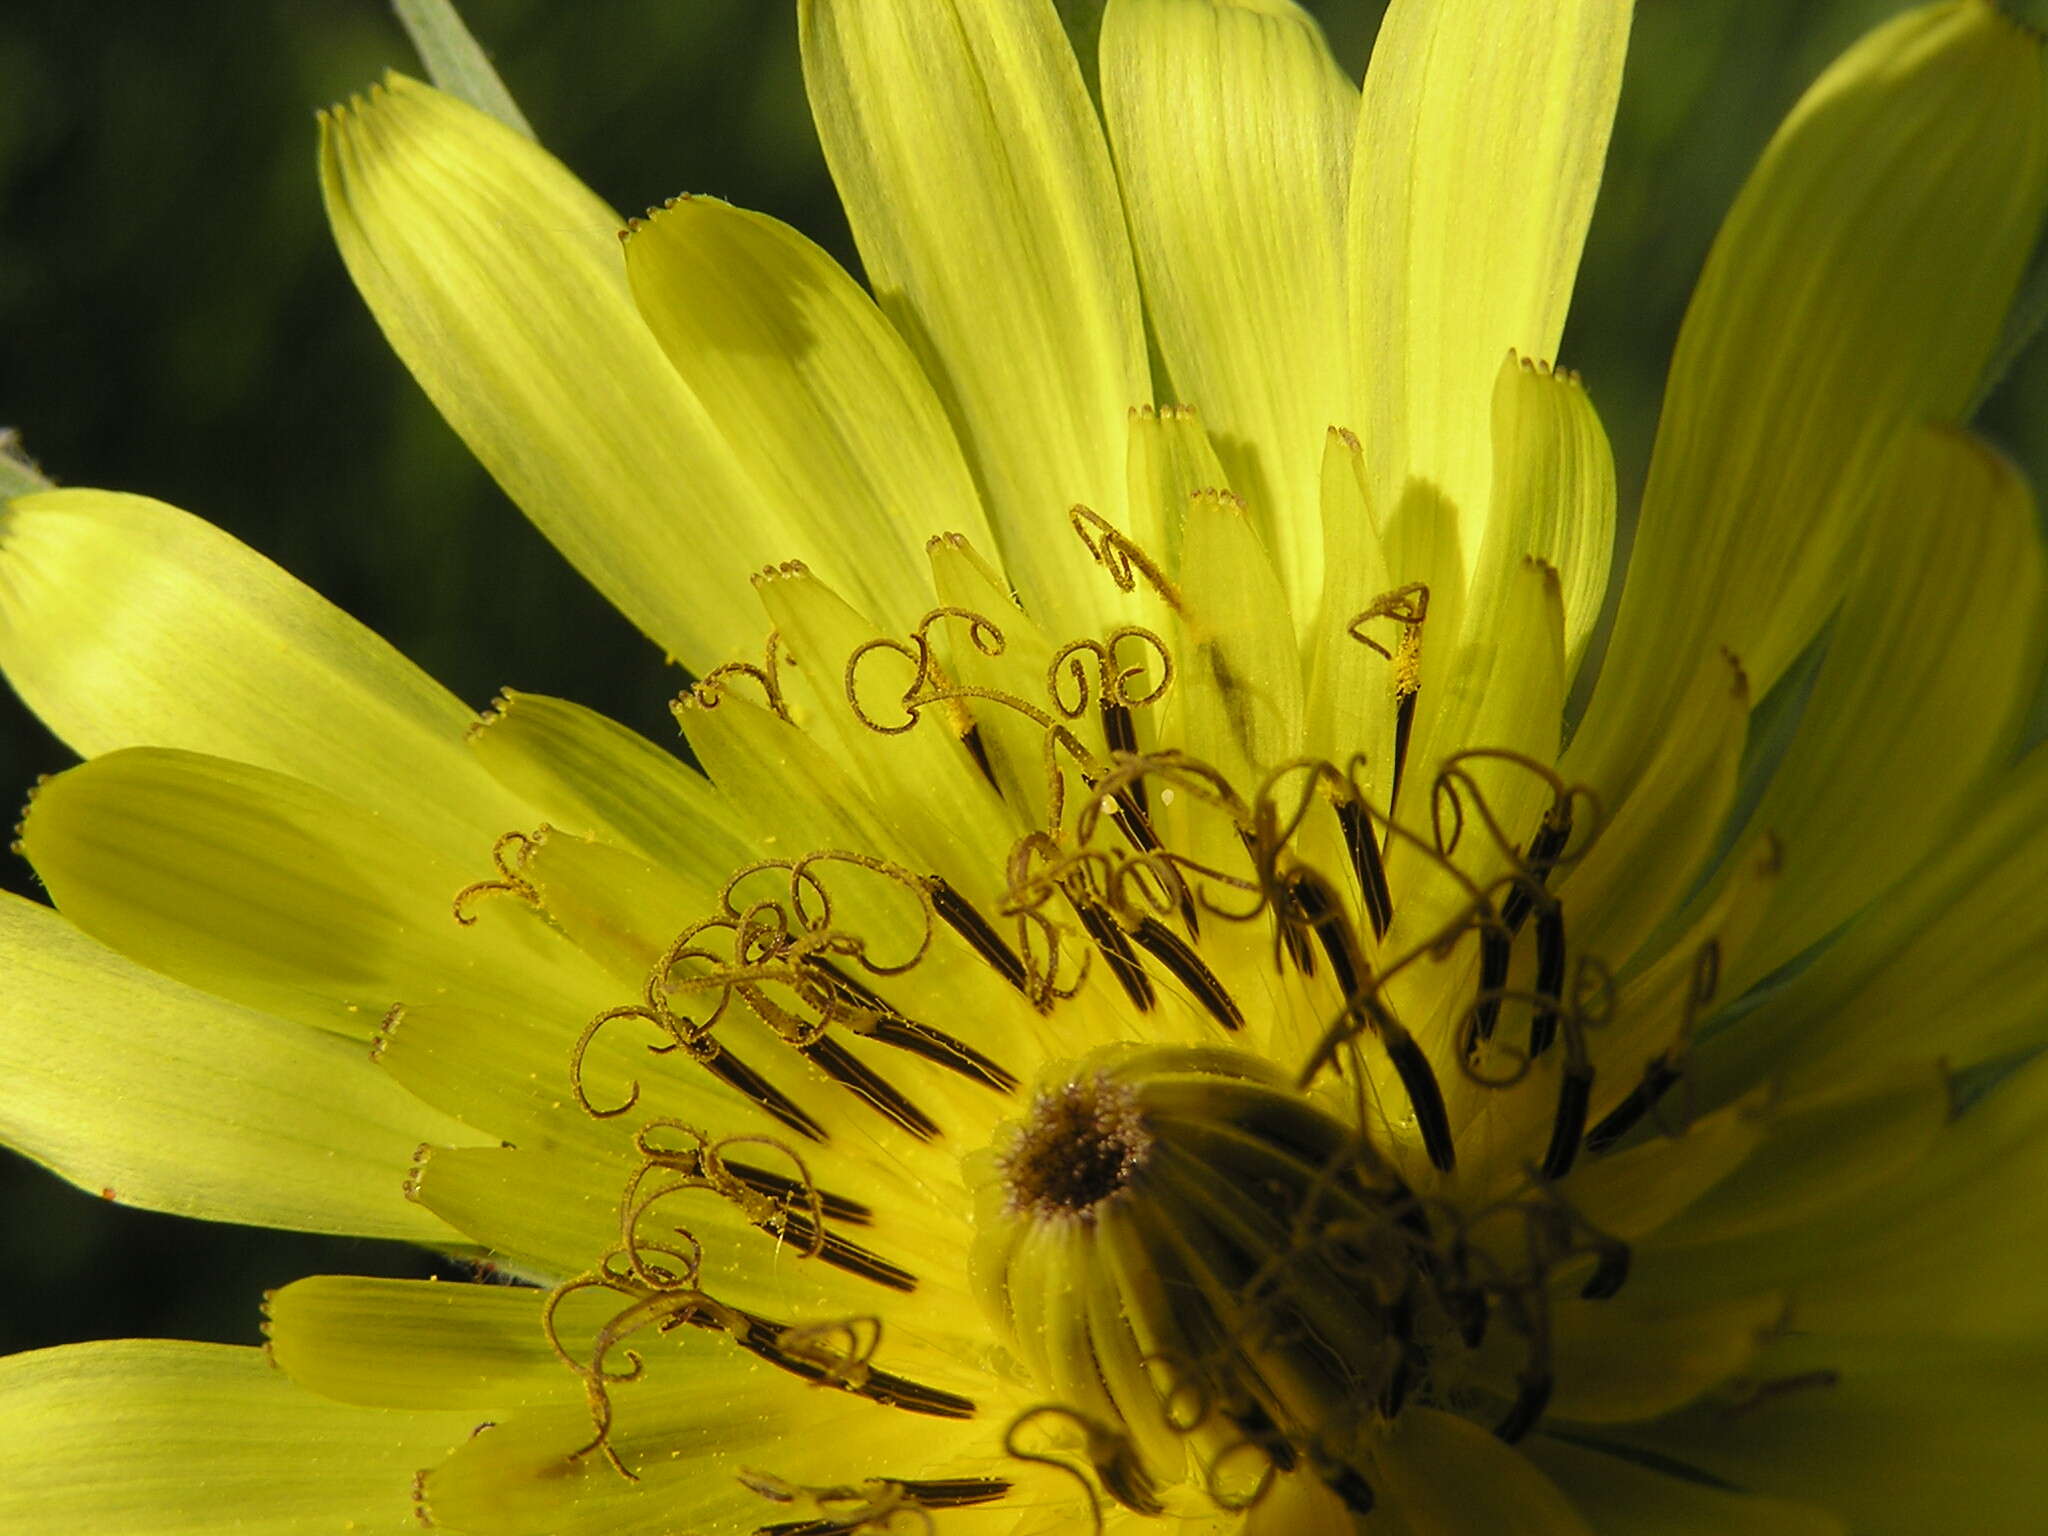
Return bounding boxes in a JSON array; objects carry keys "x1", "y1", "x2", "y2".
[{"x1": 1001, "y1": 1072, "x2": 1152, "y2": 1222}]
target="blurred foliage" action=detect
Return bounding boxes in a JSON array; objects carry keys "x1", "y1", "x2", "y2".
[{"x1": 2, "y1": 0, "x2": 2043, "y2": 1354}]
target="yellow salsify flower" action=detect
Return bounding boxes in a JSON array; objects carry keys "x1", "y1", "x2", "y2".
[{"x1": 3, "y1": 0, "x2": 2048, "y2": 1530}]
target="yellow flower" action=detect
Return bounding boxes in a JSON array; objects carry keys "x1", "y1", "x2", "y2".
[{"x1": 3, "y1": 0, "x2": 2047, "y2": 1531}]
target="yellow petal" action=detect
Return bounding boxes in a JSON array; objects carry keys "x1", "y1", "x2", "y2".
[
  {"x1": 1793, "y1": 1052, "x2": 2048, "y2": 1345},
  {"x1": 1567, "y1": 1088, "x2": 1768, "y2": 1243},
  {"x1": 0, "y1": 1340, "x2": 473, "y2": 1535},
  {"x1": 622, "y1": 195, "x2": 994, "y2": 631},
  {"x1": 420, "y1": 1339, "x2": 991, "y2": 1536},
  {"x1": 1372, "y1": 1406, "x2": 1593, "y2": 1534},
  {"x1": 676, "y1": 682, "x2": 1000, "y2": 913},
  {"x1": 408, "y1": 1143, "x2": 621, "y2": 1282},
  {"x1": 1627, "y1": 1065, "x2": 1951, "y2": 1311},
  {"x1": 799, "y1": 0, "x2": 1149, "y2": 633},
  {"x1": 1605, "y1": 1335, "x2": 2048, "y2": 1536},
  {"x1": 1725, "y1": 425, "x2": 2045, "y2": 991},
  {"x1": 1701, "y1": 744, "x2": 2048, "y2": 1094},
  {"x1": 466, "y1": 689, "x2": 754, "y2": 883},
  {"x1": 266, "y1": 1276, "x2": 582, "y2": 1410},
  {"x1": 375, "y1": 999, "x2": 622, "y2": 1158},
  {"x1": 1527, "y1": 1437, "x2": 1847, "y2": 1536},
  {"x1": 1660, "y1": 1064, "x2": 1949, "y2": 1248},
  {"x1": 1537, "y1": 1291, "x2": 1785, "y2": 1424},
  {"x1": 1381, "y1": 556, "x2": 1564, "y2": 1107},
  {"x1": 926, "y1": 530, "x2": 1071, "y2": 826},
  {"x1": 20, "y1": 747, "x2": 604, "y2": 1040},
  {"x1": 752, "y1": 561, "x2": 1022, "y2": 869},
  {"x1": 1569, "y1": 1, "x2": 2048, "y2": 806},
  {"x1": 1483, "y1": 354, "x2": 1618, "y2": 681},
  {"x1": 377, "y1": 991, "x2": 820, "y2": 1191},
  {"x1": 1348, "y1": 0, "x2": 1631, "y2": 600},
  {"x1": 1583, "y1": 832, "x2": 1781, "y2": 1131},
  {"x1": 1100, "y1": 0, "x2": 1353, "y2": 616},
  {"x1": 322, "y1": 75, "x2": 791, "y2": 674},
  {"x1": 1172, "y1": 488, "x2": 1303, "y2": 784},
  {"x1": 1302, "y1": 426, "x2": 1396, "y2": 793},
  {"x1": 1555, "y1": 649, "x2": 1747, "y2": 971},
  {"x1": 1392, "y1": 552, "x2": 1565, "y2": 890},
  {"x1": 407, "y1": 1138, "x2": 917, "y2": 1326},
  {"x1": 0, "y1": 892, "x2": 468, "y2": 1240},
  {"x1": 0, "y1": 490, "x2": 528, "y2": 860},
  {"x1": 1124, "y1": 400, "x2": 1229, "y2": 581}
]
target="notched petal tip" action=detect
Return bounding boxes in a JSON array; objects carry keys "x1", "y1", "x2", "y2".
[
  {"x1": 465, "y1": 688, "x2": 519, "y2": 742},
  {"x1": 9, "y1": 772, "x2": 51, "y2": 860},
  {"x1": 750, "y1": 559, "x2": 813, "y2": 588},
  {"x1": 620, "y1": 192, "x2": 717, "y2": 245}
]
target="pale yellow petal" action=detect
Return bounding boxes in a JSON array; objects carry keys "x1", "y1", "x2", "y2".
[
  {"x1": 1725, "y1": 425, "x2": 2045, "y2": 991},
  {"x1": 1699, "y1": 745, "x2": 2048, "y2": 1095},
  {"x1": 1381, "y1": 557, "x2": 1565, "y2": 1119},
  {"x1": 800, "y1": 0, "x2": 1149, "y2": 633},
  {"x1": 1484, "y1": 354, "x2": 1617, "y2": 681},
  {"x1": 0, "y1": 1340, "x2": 473, "y2": 1535},
  {"x1": 0, "y1": 489, "x2": 529, "y2": 859},
  {"x1": 1100, "y1": 0, "x2": 1353, "y2": 615},
  {"x1": 466, "y1": 689, "x2": 754, "y2": 884},
  {"x1": 1567, "y1": 1089, "x2": 1767, "y2": 1242},
  {"x1": 926, "y1": 530, "x2": 1072, "y2": 826},
  {"x1": 322, "y1": 75, "x2": 790, "y2": 673},
  {"x1": 752, "y1": 561, "x2": 1022, "y2": 872},
  {"x1": 1568, "y1": 1, "x2": 2048, "y2": 806},
  {"x1": 1172, "y1": 488, "x2": 1303, "y2": 785},
  {"x1": 266, "y1": 1276, "x2": 582, "y2": 1410},
  {"x1": 1348, "y1": 0, "x2": 1631, "y2": 603},
  {"x1": 622, "y1": 194, "x2": 994, "y2": 630},
  {"x1": 420, "y1": 1337, "x2": 994, "y2": 1536},
  {"x1": 1302, "y1": 426, "x2": 1396, "y2": 795},
  {"x1": 1555, "y1": 649, "x2": 1747, "y2": 970},
  {"x1": 1658, "y1": 1064, "x2": 1949, "y2": 1248},
  {"x1": 20, "y1": 747, "x2": 606, "y2": 1040},
  {"x1": 407, "y1": 1142, "x2": 620, "y2": 1283},
  {"x1": 0, "y1": 892, "x2": 469, "y2": 1240},
  {"x1": 1124, "y1": 400, "x2": 1229, "y2": 581}
]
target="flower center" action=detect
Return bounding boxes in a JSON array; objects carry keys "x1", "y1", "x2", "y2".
[
  {"x1": 970, "y1": 1047, "x2": 1462, "y2": 1517},
  {"x1": 1001, "y1": 1072, "x2": 1152, "y2": 1222}
]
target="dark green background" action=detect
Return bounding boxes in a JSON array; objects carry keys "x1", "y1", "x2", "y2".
[{"x1": 3, "y1": 0, "x2": 2043, "y2": 1354}]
